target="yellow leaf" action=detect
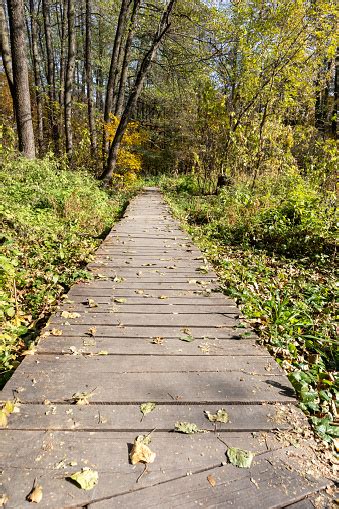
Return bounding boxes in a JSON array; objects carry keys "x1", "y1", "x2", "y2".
[
  {"x1": 69, "y1": 468, "x2": 98, "y2": 490},
  {"x1": 0, "y1": 410, "x2": 8, "y2": 428},
  {"x1": 51, "y1": 328, "x2": 63, "y2": 336}
]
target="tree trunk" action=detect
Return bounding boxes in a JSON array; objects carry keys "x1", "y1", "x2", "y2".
[
  {"x1": 6, "y1": 0, "x2": 36, "y2": 157},
  {"x1": 64, "y1": 0, "x2": 75, "y2": 158},
  {"x1": 29, "y1": 0, "x2": 44, "y2": 153},
  {"x1": 115, "y1": 0, "x2": 140, "y2": 118},
  {"x1": 58, "y1": 0, "x2": 67, "y2": 107},
  {"x1": 332, "y1": 46, "x2": 339, "y2": 139},
  {"x1": 42, "y1": 0, "x2": 59, "y2": 152},
  {"x1": 85, "y1": 0, "x2": 96, "y2": 153},
  {"x1": 102, "y1": 0, "x2": 129, "y2": 158},
  {"x1": 100, "y1": 0, "x2": 176, "y2": 185},
  {"x1": 0, "y1": 1, "x2": 14, "y2": 102}
]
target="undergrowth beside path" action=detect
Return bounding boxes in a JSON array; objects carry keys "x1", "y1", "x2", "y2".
[
  {"x1": 162, "y1": 175, "x2": 338, "y2": 446},
  {"x1": 0, "y1": 156, "x2": 139, "y2": 387}
]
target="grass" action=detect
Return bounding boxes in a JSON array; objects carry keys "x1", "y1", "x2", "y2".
[
  {"x1": 161, "y1": 172, "x2": 338, "y2": 444},
  {"x1": 0, "y1": 156, "x2": 140, "y2": 387}
]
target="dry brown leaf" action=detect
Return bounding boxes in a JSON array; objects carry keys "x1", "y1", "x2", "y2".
[
  {"x1": 51, "y1": 328, "x2": 63, "y2": 336},
  {"x1": 61, "y1": 311, "x2": 81, "y2": 319},
  {"x1": 151, "y1": 336, "x2": 164, "y2": 345},
  {"x1": 207, "y1": 474, "x2": 216, "y2": 487},
  {"x1": 26, "y1": 484, "x2": 43, "y2": 503},
  {"x1": 130, "y1": 435, "x2": 156, "y2": 465},
  {"x1": 87, "y1": 327, "x2": 97, "y2": 337}
]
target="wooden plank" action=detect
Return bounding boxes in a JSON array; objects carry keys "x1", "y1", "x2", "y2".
[
  {"x1": 41, "y1": 324, "x2": 255, "y2": 338},
  {"x1": 2, "y1": 364, "x2": 295, "y2": 403},
  {"x1": 49, "y1": 312, "x2": 238, "y2": 327},
  {"x1": 68, "y1": 287, "x2": 220, "y2": 297},
  {"x1": 65, "y1": 296, "x2": 235, "y2": 305},
  {"x1": 37, "y1": 336, "x2": 265, "y2": 356},
  {"x1": 0, "y1": 430, "x2": 285, "y2": 509},
  {"x1": 7, "y1": 403, "x2": 298, "y2": 431},
  {"x1": 56, "y1": 303, "x2": 239, "y2": 315},
  {"x1": 7, "y1": 353, "x2": 283, "y2": 375},
  {"x1": 88, "y1": 447, "x2": 330, "y2": 509}
]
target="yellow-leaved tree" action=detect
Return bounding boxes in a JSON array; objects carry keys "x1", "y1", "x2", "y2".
[{"x1": 104, "y1": 115, "x2": 146, "y2": 186}]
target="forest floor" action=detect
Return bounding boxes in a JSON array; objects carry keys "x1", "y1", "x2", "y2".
[{"x1": 0, "y1": 188, "x2": 335, "y2": 508}]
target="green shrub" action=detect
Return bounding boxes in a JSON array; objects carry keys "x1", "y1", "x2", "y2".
[{"x1": 0, "y1": 156, "x2": 133, "y2": 386}]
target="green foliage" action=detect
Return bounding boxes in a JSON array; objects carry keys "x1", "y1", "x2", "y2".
[
  {"x1": 162, "y1": 169, "x2": 338, "y2": 443},
  {"x1": 0, "y1": 156, "x2": 135, "y2": 387}
]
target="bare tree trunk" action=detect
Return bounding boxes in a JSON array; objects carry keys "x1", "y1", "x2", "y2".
[
  {"x1": 85, "y1": 0, "x2": 96, "y2": 153},
  {"x1": 42, "y1": 0, "x2": 59, "y2": 152},
  {"x1": 332, "y1": 46, "x2": 338, "y2": 139},
  {"x1": 115, "y1": 0, "x2": 140, "y2": 118},
  {"x1": 64, "y1": 0, "x2": 75, "y2": 158},
  {"x1": 58, "y1": 0, "x2": 67, "y2": 107},
  {"x1": 102, "y1": 0, "x2": 129, "y2": 159},
  {"x1": 0, "y1": 1, "x2": 14, "y2": 102},
  {"x1": 6, "y1": 0, "x2": 36, "y2": 157},
  {"x1": 95, "y1": 11, "x2": 103, "y2": 111},
  {"x1": 29, "y1": 0, "x2": 44, "y2": 153},
  {"x1": 100, "y1": 0, "x2": 176, "y2": 185}
]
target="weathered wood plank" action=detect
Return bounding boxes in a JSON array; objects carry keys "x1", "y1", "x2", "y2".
[
  {"x1": 0, "y1": 430, "x2": 288, "y2": 509},
  {"x1": 2, "y1": 363, "x2": 294, "y2": 403},
  {"x1": 7, "y1": 403, "x2": 298, "y2": 431},
  {"x1": 42, "y1": 324, "x2": 255, "y2": 338},
  {"x1": 37, "y1": 336, "x2": 265, "y2": 356},
  {"x1": 88, "y1": 447, "x2": 330, "y2": 509},
  {"x1": 49, "y1": 312, "x2": 238, "y2": 327}
]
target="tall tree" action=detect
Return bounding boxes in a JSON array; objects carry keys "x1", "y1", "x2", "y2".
[
  {"x1": 100, "y1": 0, "x2": 177, "y2": 185},
  {"x1": 64, "y1": 0, "x2": 75, "y2": 158},
  {"x1": 0, "y1": 1, "x2": 14, "y2": 102},
  {"x1": 29, "y1": 0, "x2": 44, "y2": 153},
  {"x1": 85, "y1": 0, "x2": 96, "y2": 153},
  {"x1": 102, "y1": 0, "x2": 130, "y2": 158},
  {"x1": 115, "y1": 0, "x2": 140, "y2": 118},
  {"x1": 6, "y1": 0, "x2": 35, "y2": 157},
  {"x1": 42, "y1": 0, "x2": 60, "y2": 151}
]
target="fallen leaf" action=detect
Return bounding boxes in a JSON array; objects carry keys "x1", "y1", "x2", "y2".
[
  {"x1": 179, "y1": 335, "x2": 194, "y2": 342},
  {"x1": 130, "y1": 435, "x2": 156, "y2": 465},
  {"x1": 113, "y1": 298, "x2": 126, "y2": 303},
  {"x1": 135, "y1": 290, "x2": 144, "y2": 295},
  {"x1": 207, "y1": 474, "x2": 216, "y2": 487},
  {"x1": 140, "y1": 402, "x2": 156, "y2": 418},
  {"x1": 113, "y1": 276, "x2": 125, "y2": 283},
  {"x1": 174, "y1": 422, "x2": 202, "y2": 434},
  {"x1": 0, "y1": 410, "x2": 8, "y2": 428},
  {"x1": 51, "y1": 328, "x2": 63, "y2": 336},
  {"x1": 204, "y1": 409, "x2": 229, "y2": 424},
  {"x1": 151, "y1": 336, "x2": 164, "y2": 345},
  {"x1": 61, "y1": 311, "x2": 81, "y2": 319},
  {"x1": 87, "y1": 327, "x2": 97, "y2": 337},
  {"x1": 158, "y1": 295, "x2": 168, "y2": 300},
  {"x1": 69, "y1": 468, "x2": 98, "y2": 490},
  {"x1": 22, "y1": 346, "x2": 37, "y2": 356},
  {"x1": 0, "y1": 494, "x2": 9, "y2": 506},
  {"x1": 26, "y1": 484, "x2": 43, "y2": 503},
  {"x1": 227, "y1": 447, "x2": 254, "y2": 468},
  {"x1": 87, "y1": 299, "x2": 98, "y2": 308},
  {"x1": 96, "y1": 351, "x2": 108, "y2": 356},
  {"x1": 72, "y1": 390, "x2": 95, "y2": 406}
]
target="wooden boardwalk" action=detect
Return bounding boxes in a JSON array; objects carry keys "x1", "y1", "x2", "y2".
[{"x1": 1, "y1": 189, "x2": 331, "y2": 508}]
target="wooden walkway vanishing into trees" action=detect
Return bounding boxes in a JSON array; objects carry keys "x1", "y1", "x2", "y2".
[{"x1": 1, "y1": 189, "x2": 332, "y2": 508}]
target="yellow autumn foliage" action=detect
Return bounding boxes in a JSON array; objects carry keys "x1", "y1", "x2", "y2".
[{"x1": 104, "y1": 115, "x2": 146, "y2": 183}]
